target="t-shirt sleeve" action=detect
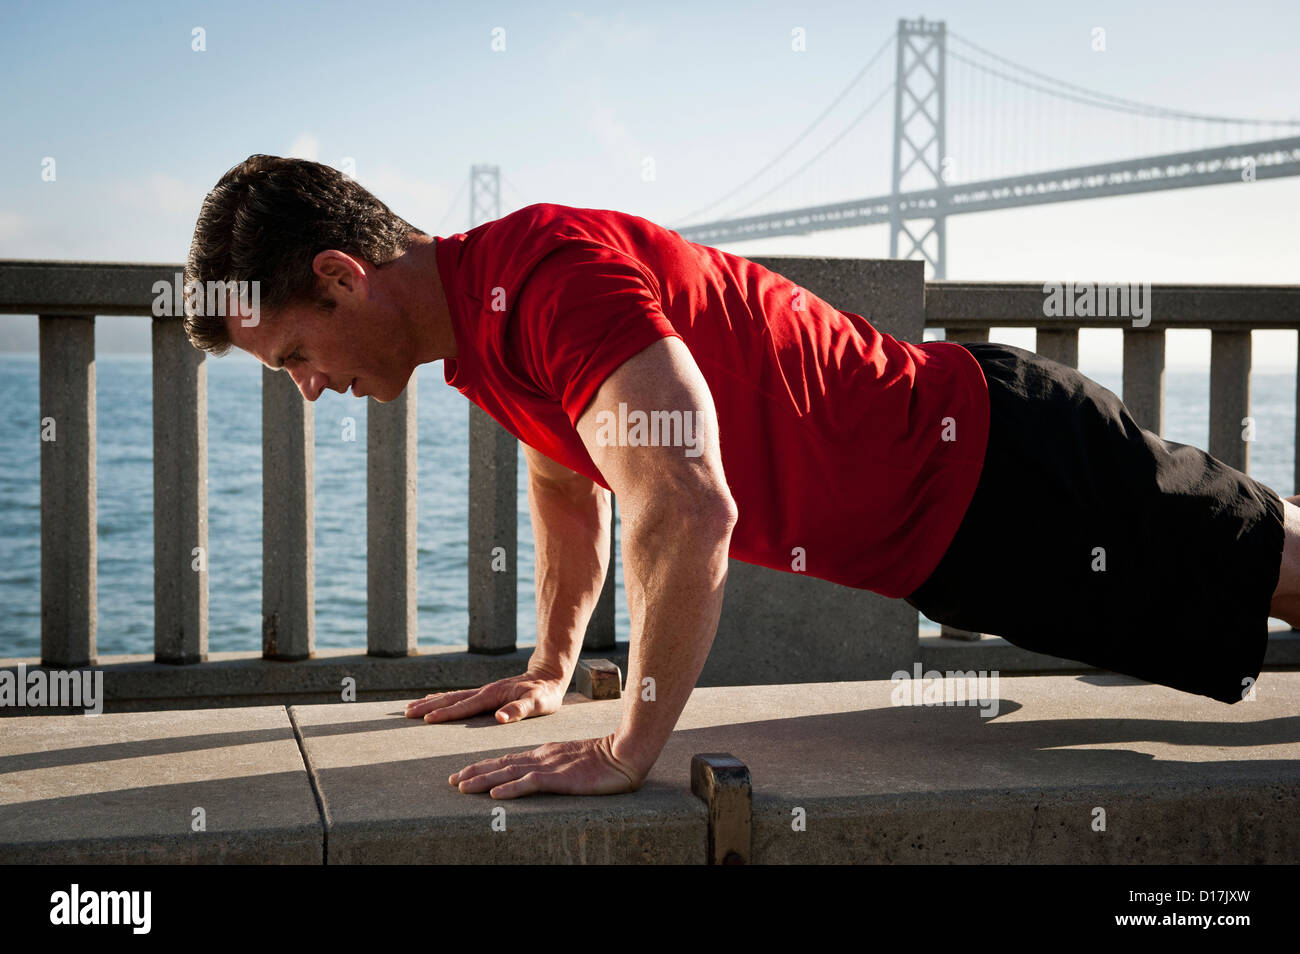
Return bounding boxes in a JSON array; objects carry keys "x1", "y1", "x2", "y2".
[{"x1": 515, "y1": 241, "x2": 683, "y2": 428}]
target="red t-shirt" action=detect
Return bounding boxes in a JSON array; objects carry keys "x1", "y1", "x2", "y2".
[{"x1": 435, "y1": 203, "x2": 989, "y2": 599}]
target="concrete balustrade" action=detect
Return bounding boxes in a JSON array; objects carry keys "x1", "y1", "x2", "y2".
[
  {"x1": 367, "y1": 375, "x2": 418, "y2": 657},
  {"x1": 1210, "y1": 330, "x2": 1252, "y2": 473},
  {"x1": 38, "y1": 314, "x2": 97, "y2": 668},
  {"x1": 3, "y1": 260, "x2": 1300, "y2": 710},
  {"x1": 152, "y1": 318, "x2": 208, "y2": 664},
  {"x1": 1034, "y1": 327, "x2": 1078, "y2": 368},
  {"x1": 262, "y1": 367, "x2": 314, "y2": 660},
  {"x1": 925, "y1": 281, "x2": 1300, "y2": 327},
  {"x1": 1122, "y1": 328, "x2": 1166, "y2": 434},
  {"x1": 467, "y1": 403, "x2": 517, "y2": 654}
]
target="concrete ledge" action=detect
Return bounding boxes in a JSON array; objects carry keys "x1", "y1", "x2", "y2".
[
  {"x1": 293, "y1": 694, "x2": 707, "y2": 864},
  {"x1": 298, "y1": 672, "x2": 1300, "y2": 865},
  {"x1": 2, "y1": 673, "x2": 1298, "y2": 864},
  {"x1": 0, "y1": 706, "x2": 321, "y2": 863},
  {"x1": 720, "y1": 676, "x2": 1300, "y2": 863}
]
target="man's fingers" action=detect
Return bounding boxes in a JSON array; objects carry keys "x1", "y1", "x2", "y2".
[
  {"x1": 422, "y1": 693, "x2": 499, "y2": 723},
  {"x1": 404, "y1": 688, "x2": 478, "y2": 718},
  {"x1": 457, "y1": 765, "x2": 554, "y2": 798},
  {"x1": 407, "y1": 677, "x2": 559, "y2": 723},
  {"x1": 403, "y1": 693, "x2": 432, "y2": 713},
  {"x1": 495, "y1": 695, "x2": 536, "y2": 723},
  {"x1": 454, "y1": 763, "x2": 532, "y2": 794},
  {"x1": 405, "y1": 696, "x2": 473, "y2": 717},
  {"x1": 489, "y1": 771, "x2": 553, "y2": 799},
  {"x1": 449, "y1": 749, "x2": 538, "y2": 787},
  {"x1": 413, "y1": 689, "x2": 501, "y2": 723}
]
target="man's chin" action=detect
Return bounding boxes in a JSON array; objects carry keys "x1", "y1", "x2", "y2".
[{"x1": 365, "y1": 382, "x2": 404, "y2": 404}]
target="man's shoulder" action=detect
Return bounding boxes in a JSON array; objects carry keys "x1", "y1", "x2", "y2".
[
  {"x1": 456, "y1": 203, "x2": 696, "y2": 314},
  {"x1": 487, "y1": 203, "x2": 677, "y2": 254},
  {"x1": 490, "y1": 201, "x2": 631, "y2": 232},
  {"x1": 481, "y1": 204, "x2": 667, "y2": 274}
]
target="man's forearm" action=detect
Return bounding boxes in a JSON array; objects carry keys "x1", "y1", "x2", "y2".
[
  {"x1": 526, "y1": 474, "x2": 611, "y2": 685},
  {"x1": 609, "y1": 496, "x2": 737, "y2": 780}
]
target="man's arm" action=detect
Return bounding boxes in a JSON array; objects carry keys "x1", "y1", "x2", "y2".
[
  {"x1": 446, "y1": 336, "x2": 737, "y2": 796},
  {"x1": 575, "y1": 337, "x2": 737, "y2": 780},
  {"x1": 522, "y1": 444, "x2": 612, "y2": 690},
  {"x1": 405, "y1": 447, "x2": 608, "y2": 726}
]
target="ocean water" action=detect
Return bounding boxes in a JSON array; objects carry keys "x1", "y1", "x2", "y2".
[
  {"x1": 0, "y1": 353, "x2": 593, "y2": 657},
  {"x1": 0, "y1": 353, "x2": 1294, "y2": 657}
]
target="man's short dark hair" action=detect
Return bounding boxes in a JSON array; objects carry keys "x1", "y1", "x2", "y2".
[{"x1": 183, "y1": 154, "x2": 425, "y2": 355}]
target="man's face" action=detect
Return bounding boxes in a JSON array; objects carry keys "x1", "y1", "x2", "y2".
[{"x1": 225, "y1": 281, "x2": 412, "y2": 403}]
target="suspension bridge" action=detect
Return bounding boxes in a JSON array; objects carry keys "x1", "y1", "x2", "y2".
[{"x1": 451, "y1": 17, "x2": 1300, "y2": 279}]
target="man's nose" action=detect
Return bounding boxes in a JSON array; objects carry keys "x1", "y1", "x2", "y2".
[{"x1": 286, "y1": 364, "x2": 328, "y2": 402}]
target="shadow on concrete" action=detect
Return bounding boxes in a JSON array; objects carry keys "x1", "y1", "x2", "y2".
[{"x1": 0, "y1": 770, "x2": 322, "y2": 864}]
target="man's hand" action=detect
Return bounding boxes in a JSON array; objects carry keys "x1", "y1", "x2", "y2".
[
  {"x1": 404, "y1": 668, "x2": 567, "y2": 724},
  {"x1": 447, "y1": 734, "x2": 642, "y2": 798}
]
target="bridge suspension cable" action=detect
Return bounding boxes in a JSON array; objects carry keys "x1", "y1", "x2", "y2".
[
  {"x1": 717, "y1": 83, "x2": 895, "y2": 220},
  {"x1": 949, "y1": 30, "x2": 1300, "y2": 127},
  {"x1": 670, "y1": 31, "x2": 897, "y2": 228}
]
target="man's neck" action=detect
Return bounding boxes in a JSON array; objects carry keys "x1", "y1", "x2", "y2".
[{"x1": 396, "y1": 234, "x2": 457, "y2": 365}]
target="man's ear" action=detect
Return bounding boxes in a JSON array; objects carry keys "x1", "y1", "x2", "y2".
[{"x1": 311, "y1": 249, "x2": 367, "y2": 306}]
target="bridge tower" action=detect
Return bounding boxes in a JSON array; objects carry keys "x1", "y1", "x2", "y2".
[
  {"x1": 469, "y1": 164, "x2": 501, "y2": 227},
  {"x1": 890, "y1": 17, "x2": 947, "y2": 279}
]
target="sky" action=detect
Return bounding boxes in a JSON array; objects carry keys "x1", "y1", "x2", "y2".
[{"x1": 0, "y1": 0, "x2": 1297, "y2": 370}]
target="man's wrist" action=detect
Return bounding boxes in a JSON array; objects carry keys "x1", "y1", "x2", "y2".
[
  {"x1": 609, "y1": 731, "x2": 659, "y2": 782},
  {"x1": 527, "y1": 649, "x2": 575, "y2": 686}
]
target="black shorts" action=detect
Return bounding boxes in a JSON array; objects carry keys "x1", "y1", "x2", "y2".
[{"x1": 903, "y1": 341, "x2": 1285, "y2": 704}]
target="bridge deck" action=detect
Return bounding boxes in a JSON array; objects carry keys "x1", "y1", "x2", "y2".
[{"x1": 3, "y1": 674, "x2": 1298, "y2": 864}]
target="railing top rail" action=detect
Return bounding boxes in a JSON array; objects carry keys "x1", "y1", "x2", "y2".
[
  {"x1": 927, "y1": 280, "x2": 1300, "y2": 292},
  {"x1": 925, "y1": 280, "x2": 1300, "y2": 329},
  {"x1": 0, "y1": 260, "x2": 186, "y2": 316},
  {"x1": 0, "y1": 259, "x2": 183, "y2": 268},
  {"x1": 3, "y1": 259, "x2": 1299, "y2": 328}
]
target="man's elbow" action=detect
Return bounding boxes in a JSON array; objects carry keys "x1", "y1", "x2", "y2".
[
  {"x1": 703, "y1": 491, "x2": 739, "y2": 533},
  {"x1": 631, "y1": 486, "x2": 737, "y2": 547}
]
